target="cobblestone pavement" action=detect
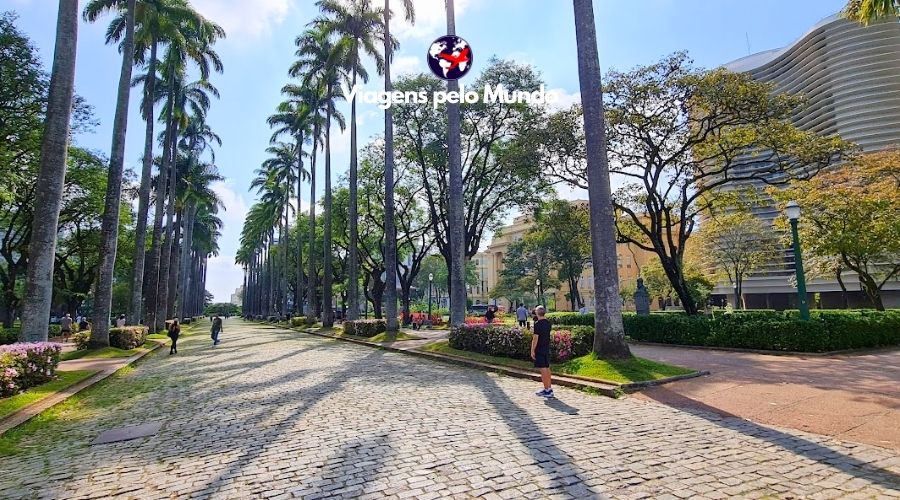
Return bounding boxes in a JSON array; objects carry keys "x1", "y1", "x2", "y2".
[{"x1": 1, "y1": 320, "x2": 898, "y2": 499}]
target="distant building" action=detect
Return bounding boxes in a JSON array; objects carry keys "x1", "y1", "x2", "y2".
[
  {"x1": 471, "y1": 201, "x2": 661, "y2": 311},
  {"x1": 719, "y1": 14, "x2": 900, "y2": 309},
  {"x1": 230, "y1": 286, "x2": 243, "y2": 307}
]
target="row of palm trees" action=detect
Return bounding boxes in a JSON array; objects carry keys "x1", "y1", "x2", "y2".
[{"x1": 19, "y1": 0, "x2": 226, "y2": 345}]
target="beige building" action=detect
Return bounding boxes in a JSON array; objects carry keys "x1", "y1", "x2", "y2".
[{"x1": 470, "y1": 201, "x2": 660, "y2": 311}]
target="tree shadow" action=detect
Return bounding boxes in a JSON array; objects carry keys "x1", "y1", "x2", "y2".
[{"x1": 544, "y1": 397, "x2": 580, "y2": 415}]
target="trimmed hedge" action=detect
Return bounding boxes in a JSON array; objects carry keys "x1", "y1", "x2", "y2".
[
  {"x1": 109, "y1": 326, "x2": 148, "y2": 350},
  {"x1": 72, "y1": 331, "x2": 91, "y2": 350},
  {"x1": 0, "y1": 327, "x2": 20, "y2": 345},
  {"x1": 343, "y1": 319, "x2": 386, "y2": 338},
  {"x1": 545, "y1": 312, "x2": 594, "y2": 327},
  {"x1": 449, "y1": 325, "x2": 577, "y2": 362},
  {"x1": 0, "y1": 342, "x2": 62, "y2": 397},
  {"x1": 289, "y1": 316, "x2": 306, "y2": 327}
]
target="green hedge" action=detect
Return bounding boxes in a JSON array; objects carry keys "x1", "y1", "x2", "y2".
[
  {"x1": 109, "y1": 326, "x2": 148, "y2": 350},
  {"x1": 289, "y1": 316, "x2": 306, "y2": 327},
  {"x1": 449, "y1": 325, "x2": 579, "y2": 362},
  {"x1": 343, "y1": 319, "x2": 386, "y2": 338},
  {"x1": 0, "y1": 327, "x2": 20, "y2": 345},
  {"x1": 545, "y1": 312, "x2": 594, "y2": 326}
]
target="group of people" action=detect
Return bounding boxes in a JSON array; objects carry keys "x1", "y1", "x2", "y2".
[
  {"x1": 57, "y1": 313, "x2": 91, "y2": 342},
  {"x1": 166, "y1": 314, "x2": 225, "y2": 355}
]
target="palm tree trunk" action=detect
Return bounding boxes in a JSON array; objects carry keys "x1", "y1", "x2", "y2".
[
  {"x1": 166, "y1": 209, "x2": 181, "y2": 320},
  {"x1": 145, "y1": 70, "x2": 176, "y2": 333},
  {"x1": 91, "y1": 0, "x2": 137, "y2": 347},
  {"x1": 178, "y1": 202, "x2": 196, "y2": 319},
  {"x1": 445, "y1": 0, "x2": 466, "y2": 327},
  {"x1": 268, "y1": 232, "x2": 275, "y2": 317},
  {"x1": 307, "y1": 126, "x2": 318, "y2": 324},
  {"x1": 572, "y1": 0, "x2": 631, "y2": 358},
  {"x1": 129, "y1": 36, "x2": 158, "y2": 326},
  {"x1": 20, "y1": 0, "x2": 79, "y2": 343},
  {"x1": 347, "y1": 54, "x2": 360, "y2": 321},
  {"x1": 295, "y1": 132, "x2": 305, "y2": 317},
  {"x1": 323, "y1": 100, "x2": 334, "y2": 327},
  {"x1": 156, "y1": 120, "x2": 178, "y2": 325},
  {"x1": 383, "y1": 0, "x2": 400, "y2": 333},
  {"x1": 281, "y1": 207, "x2": 289, "y2": 317}
]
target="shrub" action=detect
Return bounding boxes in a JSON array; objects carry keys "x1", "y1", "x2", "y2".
[
  {"x1": 0, "y1": 327, "x2": 20, "y2": 346},
  {"x1": 290, "y1": 316, "x2": 306, "y2": 327},
  {"x1": 0, "y1": 342, "x2": 62, "y2": 397},
  {"x1": 48, "y1": 325, "x2": 62, "y2": 338},
  {"x1": 464, "y1": 316, "x2": 487, "y2": 325},
  {"x1": 560, "y1": 325, "x2": 594, "y2": 357},
  {"x1": 545, "y1": 312, "x2": 594, "y2": 326},
  {"x1": 343, "y1": 319, "x2": 386, "y2": 338},
  {"x1": 72, "y1": 331, "x2": 91, "y2": 350},
  {"x1": 109, "y1": 326, "x2": 148, "y2": 350},
  {"x1": 449, "y1": 325, "x2": 575, "y2": 362}
]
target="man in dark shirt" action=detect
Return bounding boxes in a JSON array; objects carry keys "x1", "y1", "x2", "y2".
[{"x1": 530, "y1": 305, "x2": 553, "y2": 397}]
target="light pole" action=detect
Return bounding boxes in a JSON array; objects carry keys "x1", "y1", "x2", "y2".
[
  {"x1": 427, "y1": 273, "x2": 434, "y2": 328},
  {"x1": 536, "y1": 278, "x2": 545, "y2": 308},
  {"x1": 785, "y1": 201, "x2": 810, "y2": 320}
]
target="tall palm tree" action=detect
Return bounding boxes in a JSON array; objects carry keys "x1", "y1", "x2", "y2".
[
  {"x1": 313, "y1": 0, "x2": 388, "y2": 321},
  {"x1": 177, "y1": 158, "x2": 223, "y2": 319},
  {"x1": 843, "y1": 0, "x2": 899, "y2": 25},
  {"x1": 382, "y1": 0, "x2": 414, "y2": 333},
  {"x1": 19, "y1": 0, "x2": 80, "y2": 343},
  {"x1": 84, "y1": 0, "x2": 203, "y2": 326},
  {"x1": 290, "y1": 27, "x2": 346, "y2": 327},
  {"x1": 571, "y1": 0, "x2": 631, "y2": 358},
  {"x1": 445, "y1": 0, "x2": 466, "y2": 327},
  {"x1": 84, "y1": 0, "x2": 138, "y2": 347}
]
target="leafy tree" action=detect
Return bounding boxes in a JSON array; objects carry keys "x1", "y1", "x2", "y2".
[
  {"x1": 843, "y1": 0, "x2": 899, "y2": 25},
  {"x1": 774, "y1": 150, "x2": 900, "y2": 310},
  {"x1": 696, "y1": 210, "x2": 779, "y2": 309},
  {"x1": 641, "y1": 258, "x2": 713, "y2": 310},
  {"x1": 545, "y1": 52, "x2": 853, "y2": 316},
  {"x1": 491, "y1": 234, "x2": 559, "y2": 309},
  {"x1": 532, "y1": 200, "x2": 591, "y2": 310}
]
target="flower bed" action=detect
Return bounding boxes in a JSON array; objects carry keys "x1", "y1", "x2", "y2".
[
  {"x1": 409, "y1": 313, "x2": 443, "y2": 326},
  {"x1": 0, "y1": 342, "x2": 62, "y2": 397},
  {"x1": 449, "y1": 325, "x2": 577, "y2": 363},
  {"x1": 343, "y1": 319, "x2": 387, "y2": 338}
]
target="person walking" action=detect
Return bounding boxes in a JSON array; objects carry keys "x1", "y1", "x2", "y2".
[
  {"x1": 167, "y1": 319, "x2": 180, "y2": 355},
  {"x1": 516, "y1": 303, "x2": 528, "y2": 328},
  {"x1": 485, "y1": 305, "x2": 495, "y2": 324},
  {"x1": 211, "y1": 315, "x2": 223, "y2": 346},
  {"x1": 78, "y1": 316, "x2": 89, "y2": 332},
  {"x1": 60, "y1": 313, "x2": 73, "y2": 342},
  {"x1": 115, "y1": 314, "x2": 126, "y2": 328},
  {"x1": 531, "y1": 305, "x2": 553, "y2": 398}
]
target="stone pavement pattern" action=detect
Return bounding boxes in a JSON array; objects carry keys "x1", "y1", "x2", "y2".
[
  {"x1": 0, "y1": 320, "x2": 897, "y2": 499},
  {"x1": 631, "y1": 344, "x2": 900, "y2": 451}
]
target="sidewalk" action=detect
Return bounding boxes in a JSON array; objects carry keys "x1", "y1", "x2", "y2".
[{"x1": 631, "y1": 344, "x2": 900, "y2": 451}]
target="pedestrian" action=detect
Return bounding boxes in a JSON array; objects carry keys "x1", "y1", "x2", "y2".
[
  {"x1": 530, "y1": 305, "x2": 553, "y2": 398},
  {"x1": 60, "y1": 313, "x2": 73, "y2": 342},
  {"x1": 115, "y1": 314, "x2": 126, "y2": 328},
  {"x1": 211, "y1": 315, "x2": 223, "y2": 346},
  {"x1": 485, "y1": 305, "x2": 495, "y2": 324},
  {"x1": 579, "y1": 304, "x2": 587, "y2": 315},
  {"x1": 516, "y1": 303, "x2": 528, "y2": 328},
  {"x1": 167, "y1": 319, "x2": 180, "y2": 355},
  {"x1": 78, "y1": 317, "x2": 89, "y2": 332}
]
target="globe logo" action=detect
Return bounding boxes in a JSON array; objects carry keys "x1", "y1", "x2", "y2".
[{"x1": 427, "y1": 35, "x2": 473, "y2": 81}]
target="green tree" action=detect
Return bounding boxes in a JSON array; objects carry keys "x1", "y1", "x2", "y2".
[
  {"x1": 531, "y1": 200, "x2": 591, "y2": 310},
  {"x1": 491, "y1": 235, "x2": 558, "y2": 309},
  {"x1": 20, "y1": 0, "x2": 81, "y2": 342},
  {"x1": 843, "y1": 0, "x2": 899, "y2": 25}
]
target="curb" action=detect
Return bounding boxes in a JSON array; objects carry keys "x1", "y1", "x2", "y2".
[
  {"x1": 629, "y1": 341, "x2": 900, "y2": 357},
  {"x1": 0, "y1": 341, "x2": 163, "y2": 436}
]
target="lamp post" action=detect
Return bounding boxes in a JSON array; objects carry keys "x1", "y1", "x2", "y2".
[
  {"x1": 536, "y1": 278, "x2": 545, "y2": 308},
  {"x1": 427, "y1": 273, "x2": 434, "y2": 328},
  {"x1": 785, "y1": 201, "x2": 810, "y2": 320}
]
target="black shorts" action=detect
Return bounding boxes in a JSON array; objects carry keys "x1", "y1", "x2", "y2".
[{"x1": 534, "y1": 350, "x2": 550, "y2": 368}]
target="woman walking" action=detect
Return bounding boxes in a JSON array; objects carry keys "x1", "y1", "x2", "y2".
[
  {"x1": 167, "y1": 319, "x2": 181, "y2": 355},
  {"x1": 211, "y1": 315, "x2": 223, "y2": 346}
]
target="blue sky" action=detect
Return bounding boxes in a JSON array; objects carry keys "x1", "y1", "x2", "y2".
[{"x1": 9, "y1": 0, "x2": 848, "y2": 301}]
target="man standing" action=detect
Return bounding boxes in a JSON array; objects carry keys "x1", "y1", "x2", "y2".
[
  {"x1": 60, "y1": 313, "x2": 73, "y2": 342},
  {"x1": 530, "y1": 305, "x2": 553, "y2": 398},
  {"x1": 516, "y1": 303, "x2": 528, "y2": 328}
]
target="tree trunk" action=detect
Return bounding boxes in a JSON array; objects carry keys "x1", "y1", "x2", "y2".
[
  {"x1": 659, "y1": 255, "x2": 700, "y2": 315},
  {"x1": 323, "y1": 101, "x2": 334, "y2": 327},
  {"x1": 572, "y1": 0, "x2": 631, "y2": 358},
  {"x1": 166, "y1": 210, "x2": 181, "y2": 320},
  {"x1": 383, "y1": 0, "x2": 400, "y2": 332},
  {"x1": 307, "y1": 128, "x2": 317, "y2": 324},
  {"x1": 129, "y1": 37, "x2": 158, "y2": 325},
  {"x1": 268, "y1": 233, "x2": 275, "y2": 317},
  {"x1": 90, "y1": 0, "x2": 137, "y2": 348},
  {"x1": 296, "y1": 132, "x2": 305, "y2": 317},
  {"x1": 445, "y1": 1, "x2": 466, "y2": 327},
  {"x1": 281, "y1": 206, "x2": 289, "y2": 317},
  {"x1": 347, "y1": 56, "x2": 360, "y2": 321},
  {"x1": 836, "y1": 267, "x2": 849, "y2": 309},
  {"x1": 178, "y1": 202, "x2": 196, "y2": 319},
  {"x1": 156, "y1": 123, "x2": 178, "y2": 326},
  {"x1": 20, "y1": 0, "x2": 79, "y2": 343}
]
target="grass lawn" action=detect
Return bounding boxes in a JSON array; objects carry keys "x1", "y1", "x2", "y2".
[
  {"x1": 418, "y1": 341, "x2": 694, "y2": 384},
  {"x1": 0, "y1": 370, "x2": 96, "y2": 421},
  {"x1": 368, "y1": 331, "x2": 423, "y2": 342},
  {"x1": 60, "y1": 341, "x2": 158, "y2": 362}
]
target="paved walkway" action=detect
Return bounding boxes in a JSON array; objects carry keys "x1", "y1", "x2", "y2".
[
  {"x1": 631, "y1": 344, "x2": 900, "y2": 451},
  {"x1": 0, "y1": 319, "x2": 897, "y2": 499}
]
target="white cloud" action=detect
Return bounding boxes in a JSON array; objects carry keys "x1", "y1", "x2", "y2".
[
  {"x1": 391, "y1": 0, "x2": 473, "y2": 42},
  {"x1": 546, "y1": 87, "x2": 581, "y2": 111},
  {"x1": 392, "y1": 55, "x2": 422, "y2": 76},
  {"x1": 211, "y1": 179, "x2": 249, "y2": 231},
  {"x1": 206, "y1": 254, "x2": 244, "y2": 303},
  {"x1": 192, "y1": 0, "x2": 294, "y2": 41}
]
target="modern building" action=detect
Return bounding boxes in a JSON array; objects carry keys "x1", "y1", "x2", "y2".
[
  {"x1": 718, "y1": 14, "x2": 900, "y2": 309},
  {"x1": 230, "y1": 286, "x2": 243, "y2": 307},
  {"x1": 470, "y1": 201, "x2": 661, "y2": 311}
]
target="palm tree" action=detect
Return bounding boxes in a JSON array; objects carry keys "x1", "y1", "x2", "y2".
[
  {"x1": 82, "y1": 0, "x2": 138, "y2": 347},
  {"x1": 843, "y1": 0, "x2": 899, "y2": 25},
  {"x1": 313, "y1": 0, "x2": 388, "y2": 321},
  {"x1": 571, "y1": 0, "x2": 631, "y2": 358},
  {"x1": 290, "y1": 27, "x2": 346, "y2": 327},
  {"x1": 177, "y1": 158, "x2": 223, "y2": 320},
  {"x1": 445, "y1": 0, "x2": 466, "y2": 327},
  {"x1": 83, "y1": 0, "x2": 203, "y2": 326},
  {"x1": 19, "y1": 1, "x2": 80, "y2": 343},
  {"x1": 382, "y1": 0, "x2": 415, "y2": 334}
]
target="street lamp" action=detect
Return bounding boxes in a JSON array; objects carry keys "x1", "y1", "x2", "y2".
[
  {"x1": 427, "y1": 273, "x2": 434, "y2": 328},
  {"x1": 785, "y1": 201, "x2": 810, "y2": 320},
  {"x1": 536, "y1": 278, "x2": 545, "y2": 308}
]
